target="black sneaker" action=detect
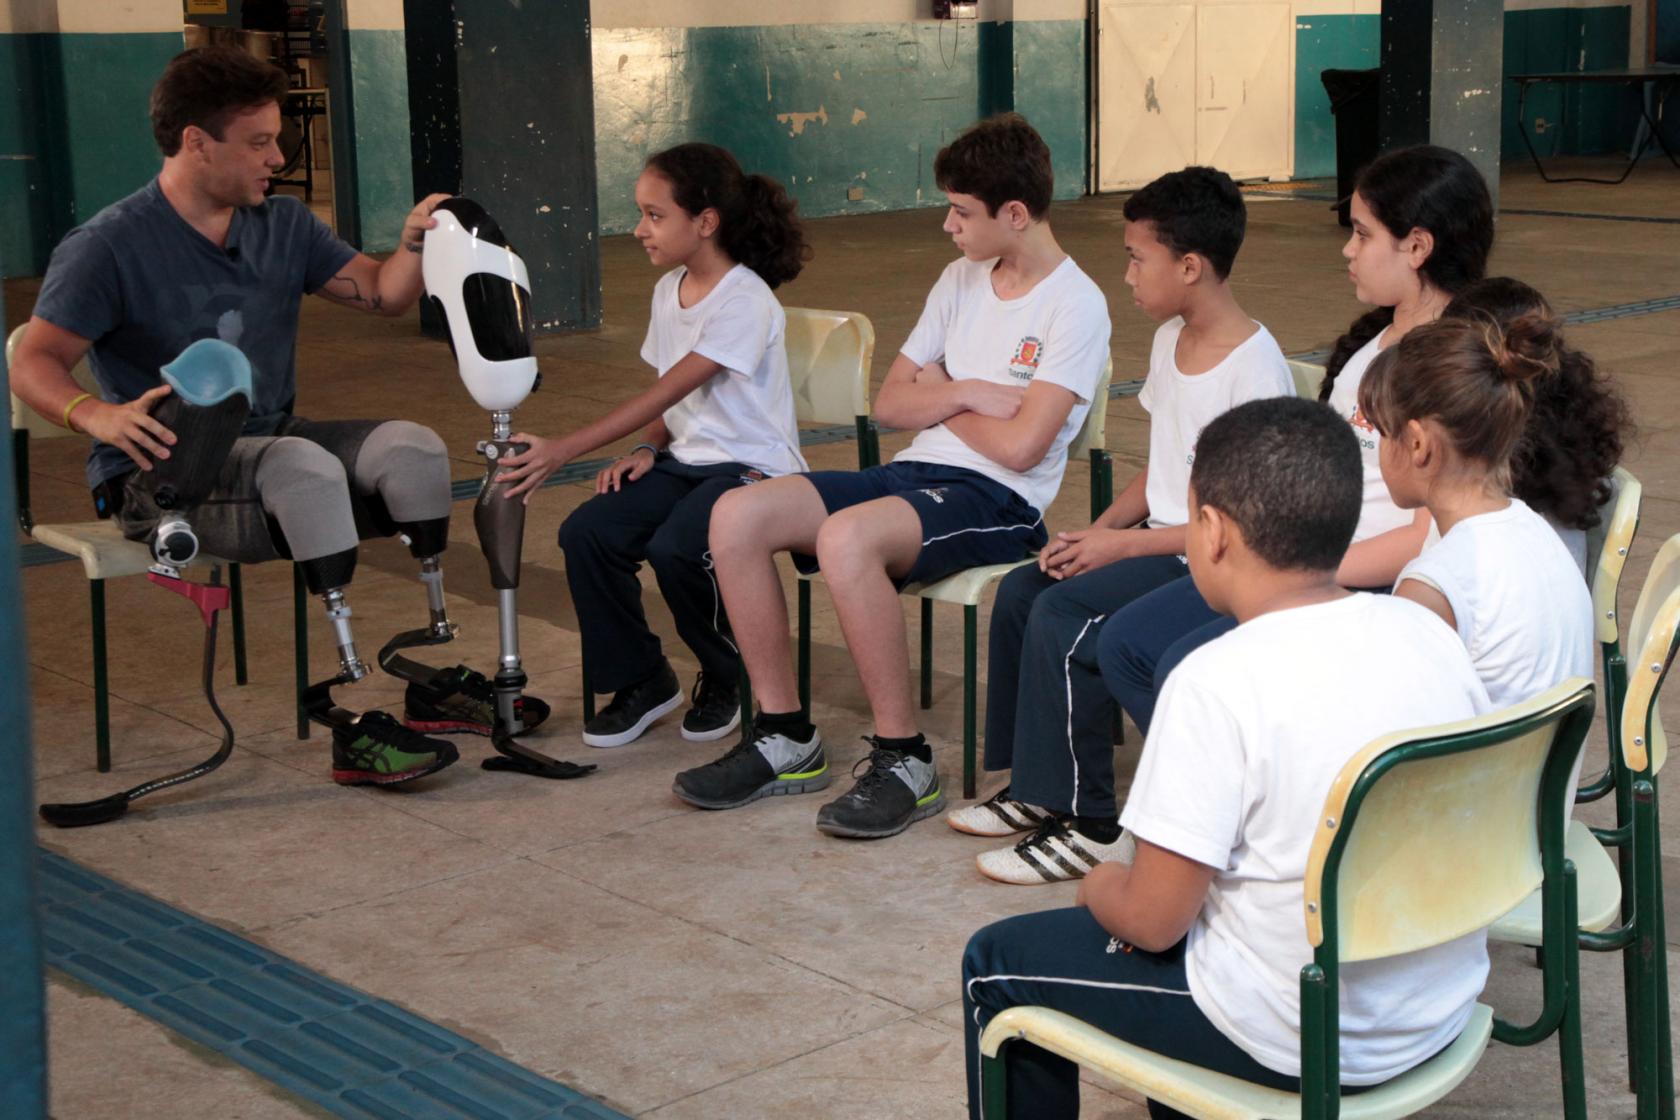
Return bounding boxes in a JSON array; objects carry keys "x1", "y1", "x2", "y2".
[
  {"x1": 331, "y1": 711, "x2": 459, "y2": 786},
  {"x1": 403, "y1": 664, "x2": 551, "y2": 737},
  {"x1": 815, "y1": 739, "x2": 945, "y2": 839},
  {"x1": 672, "y1": 722, "x2": 829, "y2": 809},
  {"x1": 681, "y1": 671, "x2": 741, "y2": 742},
  {"x1": 582, "y1": 661, "x2": 682, "y2": 748}
]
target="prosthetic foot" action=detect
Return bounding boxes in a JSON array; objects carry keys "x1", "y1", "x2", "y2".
[
  {"x1": 40, "y1": 342, "x2": 253, "y2": 827},
  {"x1": 422, "y1": 196, "x2": 595, "y2": 780}
]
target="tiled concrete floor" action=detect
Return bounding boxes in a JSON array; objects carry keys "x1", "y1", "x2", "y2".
[{"x1": 9, "y1": 157, "x2": 1680, "y2": 1118}]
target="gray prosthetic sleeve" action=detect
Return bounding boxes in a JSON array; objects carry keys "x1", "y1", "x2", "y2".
[
  {"x1": 352, "y1": 421, "x2": 451, "y2": 524},
  {"x1": 253, "y1": 437, "x2": 360, "y2": 561}
]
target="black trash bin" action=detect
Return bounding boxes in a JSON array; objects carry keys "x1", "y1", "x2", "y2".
[{"x1": 1321, "y1": 68, "x2": 1380, "y2": 227}]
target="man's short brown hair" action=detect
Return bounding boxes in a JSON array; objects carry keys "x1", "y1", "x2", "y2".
[
  {"x1": 151, "y1": 47, "x2": 289, "y2": 157},
  {"x1": 933, "y1": 113, "x2": 1054, "y2": 220}
]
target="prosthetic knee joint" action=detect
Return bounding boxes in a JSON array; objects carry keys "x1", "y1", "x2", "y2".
[{"x1": 420, "y1": 197, "x2": 592, "y2": 779}]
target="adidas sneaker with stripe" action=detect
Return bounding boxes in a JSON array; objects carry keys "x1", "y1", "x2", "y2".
[
  {"x1": 976, "y1": 818, "x2": 1135, "y2": 884},
  {"x1": 946, "y1": 785, "x2": 1052, "y2": 837}
]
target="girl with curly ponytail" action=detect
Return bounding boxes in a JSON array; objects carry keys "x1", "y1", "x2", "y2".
[
  {"x1": 1356, "y1": 310, "x2": 1593, "y2": 708},
  {"x1": 497, "y1": 142, "x2": 813, "y2": 747}
]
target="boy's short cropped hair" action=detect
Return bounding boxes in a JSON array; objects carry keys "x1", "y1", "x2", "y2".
[
  {"x1": 1191, "y1": 397, "x2": 1361, "y2": 572},
  {"x1": 1121, "y1": 166, "x2": 1247, "y2": 280},
  {"x1": 151, "y1": 47, "x2": 290, "y2": 157},
  {"x1": 933, "y1": 112, "x2": 1053, "y2": 220}
]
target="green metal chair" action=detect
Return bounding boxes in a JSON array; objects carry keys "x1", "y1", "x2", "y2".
[
  {"x1": 795, "y1": 358, "x2": 1115, "y2": 799},
  {"x1": 981, "y1": 677, "x2": 1598, "y2": 1120},
  {"x1": 577, "y1": 307, "x2": 879, "y2": 724},
  {"x1": 1491, "y1": 524, "x2": 1677, "y2": 1120},
  {"x1": 7, "y1": 323, "x2": 256, "y2": 771}
]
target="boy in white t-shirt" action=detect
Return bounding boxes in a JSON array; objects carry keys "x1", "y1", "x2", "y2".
[
  {"x1": 962, "y1": 398, "x2": 1491, "y2": 1119},
  {"x1": 949, "y1": 168, "x2": 1293, "y2": 881},
  {"x1": 676, "y1": 114, "x2": 1111, "y2": 840}
]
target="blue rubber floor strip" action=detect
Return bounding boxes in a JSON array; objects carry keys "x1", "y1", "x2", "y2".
[
  {"x1": 18, "y1": 292, "x2": 1679, "y2": 572},
  {"x1": 38, "y1": 848, "x2": 628, "y2": 1120}
]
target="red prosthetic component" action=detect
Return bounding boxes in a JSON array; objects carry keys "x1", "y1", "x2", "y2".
[{"x1": 148, "y1": 570, "x2": 231, "y2": 629}]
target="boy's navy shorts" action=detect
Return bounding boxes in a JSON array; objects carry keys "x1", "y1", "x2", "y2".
[{"x1": 796, "y1": 460, "x2": 1047, "y2": 587}]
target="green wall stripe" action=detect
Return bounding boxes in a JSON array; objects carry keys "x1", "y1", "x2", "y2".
[
  {"x1": 592, "y1": 20, "x2": 1084, "y2": 236},
  {"x1": 1293, "y1": 14, "x2": 1379, "y2": 181}
]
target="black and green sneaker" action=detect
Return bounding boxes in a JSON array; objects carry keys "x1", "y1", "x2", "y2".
[
  {"x1": 672, "y1": 723, "x2": 828, "y2": 809},
  {"x1": 332, "y1": 711, "x2": 460, "y2": 786},
  {"x1": 403, "y1": 664, "x2": 551, "y2": 737}
]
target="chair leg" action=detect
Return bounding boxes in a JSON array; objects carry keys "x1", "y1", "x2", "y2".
[
  {"x1": 920, "y1": 599, "x2": 934, "y2": 710},
  {"x1": 1559, "y1": 862, "x2": 1588, "y2": 1120},
  {"x1": 581, "y1": 661, "x2": 595, "y2": 723},
  {"x1": 980, "y1": 1045, "x2": 1011, "y2": 1120},
  {"x1": 797, "y1": 579, "x2": 811, "y2": 714},
  {"x1": 964, "y1": 604, "x2": 978, "y2": 799},
  {"x1": 737, "y1": 660, "x2": 754, "y2": 731},
  {"x1": 91, "y1": 579, "x2": 111, "y2": 773},
  {"x1": 1645, "y1": 787, "x2": 1675, "y2": 1120},
  {"x1": 1632, "y1": 781, "x2": 1663, "y2": 1119},
  {"x1": 229, "y1": 562, "x2": 249, "y2": 686},
  {"x1": 293, "y1": 563, "x2": 310, "y2": 740}
]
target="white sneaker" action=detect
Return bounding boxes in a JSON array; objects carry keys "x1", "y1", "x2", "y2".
[
  {"x1": 947, "y1": 785, "x2": 1053, "y2": 837},
  {"x1": 976, "y1": 819, "x2": 1134, "y2": 885}
]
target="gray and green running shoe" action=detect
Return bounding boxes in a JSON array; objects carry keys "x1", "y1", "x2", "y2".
[
  {"x1": 815, "y1": 740, "x2": 945, "y2": 839},
  {"x1": 672, "y1": 723, "x2": 828, "y2": 809},
  {"x1": 332, "y1": 711, "x2": 459, "y2": 786}
]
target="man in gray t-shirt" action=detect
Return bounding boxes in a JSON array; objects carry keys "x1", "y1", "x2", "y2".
[{"x1": 11, "y1": 47, "x2": 543, "y2": 786}]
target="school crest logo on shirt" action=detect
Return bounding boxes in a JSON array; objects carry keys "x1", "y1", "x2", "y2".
[{"x1": 1008, "y1": 336, "x2": 1044, "y2": 382}]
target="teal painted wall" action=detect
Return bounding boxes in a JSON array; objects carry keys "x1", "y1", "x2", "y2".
[
  {"x1": 1292, "y1": 5, "x2": 1637, "y2": 181},
  {"x1": 1293, "y1": 14, "x2": 1379, "y2": 180},
  {"x1": 346, "y1": 27, "x2": 413, "y2": 253},
  {"x1": 1, "y1": 32, "x2": 180, "y2": 278},
  {"x1": 592, "y1": 20, "x2": 1086, "y2": 237},
  {"x1": 1501, "y1": 4, "x2": 1634, "y2": 159}
]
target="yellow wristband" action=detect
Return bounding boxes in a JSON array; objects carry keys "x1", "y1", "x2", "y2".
[{"x1": 61, "y1": 392, "x2": 94, "y2": 431}]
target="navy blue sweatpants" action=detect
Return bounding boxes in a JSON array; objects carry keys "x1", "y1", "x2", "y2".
[
  {"x1": 1096, "y1": 574, "x2": 1233, "y2": 735},
  {"x1": 963, "y1": 906, "x2": 1297, "y2": 1119},
  {"x1": 982, "y1": 555, "x2": 1187, "y2": 820},
  {"x1": 558, "y1": 456, "x2": 759, "y2": 694}
]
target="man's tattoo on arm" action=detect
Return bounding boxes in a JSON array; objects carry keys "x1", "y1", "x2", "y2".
[{"x1": 328, "y1": 273, "x2": 383, "y2": 312}]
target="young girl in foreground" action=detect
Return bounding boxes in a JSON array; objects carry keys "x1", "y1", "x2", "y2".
[{"x1": 498, "y1": 143, "x2": 810, "y2": 748}]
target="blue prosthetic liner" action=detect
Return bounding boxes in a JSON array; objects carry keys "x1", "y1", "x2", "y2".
[{"x1": 161, "y1": 338, "x2": 254, "y2": 405}]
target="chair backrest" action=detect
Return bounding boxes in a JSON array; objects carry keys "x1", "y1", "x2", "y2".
[
  {"x1": 1589, "y1": 466, "x2": 1642, "y2": 647},
  {"x1": 1289, "y1": 359, "x2": 1326, "y2": 401},
  {"x1": 1303, "y1": 678, "x2": 1596, "y2": 963},
  {"x1": 1067, "y1": 357, "x2": 1114, "y2": 461},
  {"x1": 8, "y1": 322, "x2": 101, "y2": 440},
  {"x1": 784, "y1": 308, "x2": 875, "y2": 426},
  {"x1": 1622, "y1": 533, "x2": 1680, "y2": 776}
]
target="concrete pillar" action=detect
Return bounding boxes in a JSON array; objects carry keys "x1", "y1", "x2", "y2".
[
  {"x1": 403, "y1": 0, "x2": 602, "y2": 333},
  {"x1": 0, "y1": 277, "x2": 48, "y2": 1120},
  {"x1": 1379, "y1": 0, "x2": 1503, "y2": 204},
  {"x1": 326, "y1": 0, "x2": 415, "y2": 252}
]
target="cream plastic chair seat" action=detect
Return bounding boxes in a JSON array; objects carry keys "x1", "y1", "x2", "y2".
[
  {"x1": 1289, "y1": 359, "x2": 1327, "y2": 400},
  {"x1": 983, "y1": 1004, "x2": 1495, "y2": 1120},
  {"x1": 1489, "y1": 818, "x2": 1623, "y2": 942},
  {"x1": 29, "y1": 518, "x2": 237, "y2": 581}
]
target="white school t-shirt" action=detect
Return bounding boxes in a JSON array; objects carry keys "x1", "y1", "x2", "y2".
[
  {"x1": 1398, "y1": 498, "x2": 1593, "y2": 709},
  {"x1": 1120, "y1": 594, "x2": 1493, "y2": 1084},
  {"x1": 1326, "y1": 333, "x2": 1413, "y2": 542},
  {"x1": 1137, "y1": 317, "x2": 1294, "y2": 528},
  {"x1": 896, "y1": 256, "x2": 1111, "y2": 514},
  {"x1": 640, "y1": 264, "x2": 808, "y2": 478}
]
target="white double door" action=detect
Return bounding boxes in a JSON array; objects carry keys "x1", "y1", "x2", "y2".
[{"x1": 1095, "y1": 0, "x2": 1294, "y2": 191}]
